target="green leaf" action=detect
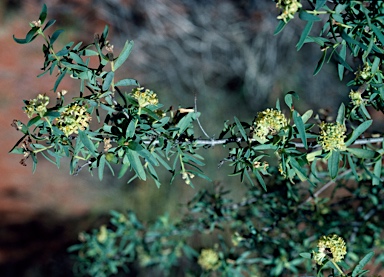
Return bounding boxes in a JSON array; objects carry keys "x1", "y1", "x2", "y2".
[
  {"x1": 372, "y1": 24, "x2": 384, "y2": 47},
  {"x1": 293, "y1": 111, "x2": 307, "y2": 149},
  {"x1": 315, "y1": 0, "x2": 327, "y2": 9},
  {"x1": 234, "y1": 116, "x2": 247, "y2": 141},
  {"x1": 98, "y1": 154, "x2": 106, "y2": 181},
  {"x1": 38, "y1": 4, "x2": 48, "y2": 24},
  {"x1": 127, "y1": 149, "x2": 146, "y2": 180},
  {"x1": 50, "y1": 29, "x2": 64, "y2": 45},
  {"x1": 13, "y1": 27, "x2": 39, "y2": 44},
  {"x1": 114, "y1": 40, "x2": 134, "y2": 71},
  {"x1": 328, "y1": 151, "x2": 340, "y2": 179},
  {"x1": 102, "y1": 71, "x2": 114, "y2": 91},
  {"x1": 313, "y1": 48, "x2": 327, "y2": 76},
  {"x1": 299, "y1": 252, "x2": 312, "y2": 259},
  {"x1": 253, "y1": 169, "x2": 267, "y2": 191},
  {"x1": 53, "y1": 67, "x2": 67, "y2": 92},
  {"x1": 126, "y1": 121, "x2": 136, "y2": 138},
  {"x1": 345, "y1": 120, "x2": 372, "y2": 146},
  {"x1": 346, "y1": 148, "x2": 376, "y2": 159},
  {"x1": 118, "y1": 161, "x2": 130, "y2": 179},
  {"x1": 337, "y1": 42, "x2": 347, "y2": 80},
  {"x1": 115, "y1": 78, "x2": 140, "y2": 87},
  {"x1": 373, "y1": 159, "x2": 382, "y2": 186},
  {"x1": 274, "y1": 20, "x2": 287, "y2": 35},
  {"x1": 336, "y1": 103, "x2": 345, "y2": 124},
  {"x1": 78, "y1": 130, "x2": 98, "y2": 156},
  {"x1": 352, "y1": 252, "x2": 374, "y2": 277},
  {"x1": 43, "y1": 19, "x2": 56, "y2": 32},
  {"x1": 299, "y1": 10, "x2": 321, "y2": 22},
  {"x1": 297, "y1": 21, "x2": 313, "y2": 51}
]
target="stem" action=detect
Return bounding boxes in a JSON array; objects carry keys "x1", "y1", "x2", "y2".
[{"x1": 330, "y1": 259, "x2": 345, "y2": 276}]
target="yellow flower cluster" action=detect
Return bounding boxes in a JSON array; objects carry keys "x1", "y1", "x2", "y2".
[
  {"x1": 24, "y1": 94, "x2": 50, "y2": 118},
  {"x1": 276, "y1": 0, "x2": 302, "y2": 23},
  {"x1": 349, "y1": 90, "x2": 364, "y2": 106},
  {"x1": 131, "y1": 87, "x2": 159, "y2": 108},
  {"x1": 251, "y1": 108, "x2": 288, "y2": 144},
  {"x1": 356, "y1": 63, "x2": 372, "y2": 81},
  {"x1": 181, "y1": 171, "x2": 195, "y2": 185},
  {"x1": 57, "y1": 103, "x2": 91, "y2": 136},
  {"x1": 198, "y1": 249, "x2": 220, "y2": 271},
  {"x1": 313, "y1": 234, "x2": 347, "y2": 265},
  {"x1": 318, "y1": 122, "x2": 346, "y2": 152}
]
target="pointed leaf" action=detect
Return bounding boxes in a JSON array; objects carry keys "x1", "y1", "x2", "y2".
[
  {"x1": 234, "y1": 116, "x2": 247, "y2": 141},
  {"x1": 297, "y1": 21, "x2": 313, "y2": 50},
  {"x1": 345, "y1": 120, "x2": 372, "y2": 146},
  {"x1": 114, "y1": 40, "x2": 134, "y2": 71},
  {"x1": 293, "y1": 110, "x2": 307, "y2": 149},
  {"x1": 352, "y1": 252, "x2": 374, "y2": 277},
  {"x1": 328, "y1": 151, "x2": 340, "y2": 179}
]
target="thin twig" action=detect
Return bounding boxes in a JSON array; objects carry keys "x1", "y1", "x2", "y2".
[{"x1": 194, "y1": 94, "x2": 210, "y2": 139}]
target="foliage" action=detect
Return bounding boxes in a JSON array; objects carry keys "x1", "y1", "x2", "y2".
[{"x1": 10, "y1": 1, "x2": 384, "y2": 276}]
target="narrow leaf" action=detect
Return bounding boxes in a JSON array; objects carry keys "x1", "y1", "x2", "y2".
[
  {"x1": 78, "y1": 130, "x2": 98, "y2": 156},
  {"x1": 352, "y1": 252, "x2": 374, "y2": 277},
  {"x1": 38, "y1": 4, "x2": 48, "y2": 24},
  {"x1": 313, "y1": 49, "x2": 327, "y2": 76},
  {"x1": 114, "y1": 40, "x2": 134, "y2": 71},
  {"x1": 328, "y1": 151, "x2": 340, "y2": 179},
  {"x1": 293, "y1": 111, "x2": 307, "y2": 149},
  {"x1": 297, "y1": 21, "x2": 313, "y2": 50},
  {"x1": 234, "y1": 116, "x2": 247, "y2": 141},
  {"x1": 373, "y1": 159, "x2": 382, "y2": 186},
  {"x1": 127, "y1": 149, "x2": 146, "y2": 180},
  {"x1": 50, "y1": 29, "x2": 64, "y2": 45},
  {"x1": 346, "y1": 148, "x2": 376, "y2": 159},
  {"x1": 274, "y1": 20, "x2": 287, "y2": 35},
  {"x1": 345, "y1": 120, "x2": 372, "y2": 146},
  {"x1": 53, "y1": 68, "x2": 67, "y2": 92},
  {"x1": 102, "y1": 71, "x2": 114, "y2": 91},
  {"x1": 115, "y1": 78, "x2": 140, "y2": 87}
]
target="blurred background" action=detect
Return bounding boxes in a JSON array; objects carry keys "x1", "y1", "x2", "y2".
[{"x1": 0, "y1": 0, "x2": 349, "y2": 276}]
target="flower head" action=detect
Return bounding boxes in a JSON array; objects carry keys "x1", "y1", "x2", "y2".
[
  {"x1": 24, "y1": 94, "x2": 50, "y2": 118},
  {"x1": 198, "y1": 249, "x2": 220, "y2": 271},
  {"x1": 131, "y1": 87, "x2": 158, "y2": 108},
  {"x1": 349, "y1": 90, "x2": 364, "y2": 106},
  {"x1": 56, "y1": 103, "x2": 91, "y2": 136},
  {"x1": 318, "y1": 122, "x2": 346, "y2": 152},
  {"x1": 313, "y1": 234, "x2": 347, "y2": 265},
  {"x1": 251, "y1": 108, "x2": 288, "y2": 144},
  {"x1": 276, "y1": 0, "x2": 302, "y2": 23}
]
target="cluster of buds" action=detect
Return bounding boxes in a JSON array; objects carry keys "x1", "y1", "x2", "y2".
[
  {"x1": 355, "y1": 63, "x2": 373, "y2": 81},
  {"x1": 276, "y1": 0, "x2": 302, "y2": 23},
  {"x1": 253, "y1": 160, "x2": 269, "y2": 171},
  {"x1": 313, "y1": 234, "x2": 347, "y2": 265},
  {"x1": 318, "y1": 122, "x2": 347, "y2": 152},
  {"x1": 349, "y1": 90, "x2": 365, "y2": 107},
  {"x1": 198, "y1": 249, "x2": 220, "y2": 271},
  {"x1": 56, "y1": 103, "x2": 91, "y2": 136},
  {"x1": 24, "y1": 94, "x2": 50, "y2": 118},
  {"x1": 251, "y1": 108, "x2": 288, "y2": 144},
  {"x1": 131, "y1": 87, "x2": 159, "y2": 108},
  {"x1": 181, "y1": 171, "x2": 195, "y2": 185}
]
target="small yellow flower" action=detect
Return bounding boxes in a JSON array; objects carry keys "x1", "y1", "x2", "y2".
[
  {"x1": 349, "y1": 90, "x2": 364, "y2": 106},
  {"x1": 198, "y1": 249, "x2": 220, "y2": 271},
  {"x1": 318, "y1": 122, "x2": 346, "y2": 152},
  {"x1": 24, "y1": 94, "x2": 50, "y2": 118},
  {"x1": 276, "y1": 0, "x2": 302, "y2": 23},
  {"x1": 251, "y1": 108, "x2": 288, "y2": 144},
  {"x1": 56, "y1": 103, "x2": 91, "y2": 136},
  {"x1": 131, "y1": 87, "x2": 159, "y2": 108},
  {"x1": 355, "y1": 63, "x2": 372, "y2": 81},
  {"x1": 313, "y1": 234, "x2": 347, "y2": 265}
]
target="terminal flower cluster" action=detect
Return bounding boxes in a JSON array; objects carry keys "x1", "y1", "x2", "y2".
[
  {"x1": 131, "y1": 87, "x2": 159, "y2": 108},
  {"x1": 276, "y1": 0, "x2": 302, "y2": 23},
  {"x1": 198, "y1": 249, "x2": 220, "y2": 271},
  {"x1": 56, "y1": 103, "x2": 91, "y2": 136},
  {"x1": 24, "y1": 93, "x2": 50, "y2": 118},
  {"x1": 318, "y1": 122, "x2": 346, "y2": 152},
  {"x1": 349, "y1": 90, "x2": 364, "y2": 106},
  {"x1": 251, "y1": 108, "x2": 288, "y2": 144},
  {"x1": 313, "y1": 234, "x2": 347, "y2": 265}
]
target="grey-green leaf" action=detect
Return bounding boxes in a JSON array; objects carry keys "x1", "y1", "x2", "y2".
[{"x1": 114, "y1": 40, "x2": 134, "y2": 71}]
